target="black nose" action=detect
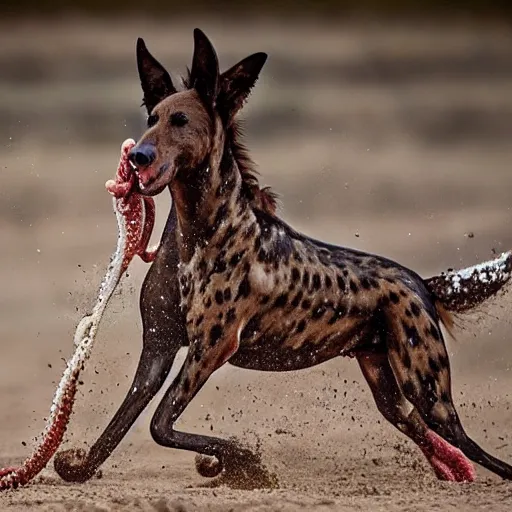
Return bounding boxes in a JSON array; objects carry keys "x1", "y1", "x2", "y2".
[{"x1": 129, "y1": 144, "x2": 156, "y2": 167}]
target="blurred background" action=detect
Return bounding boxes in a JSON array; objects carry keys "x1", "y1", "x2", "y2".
[
  {"x1": 3, "y1": 0, "x2": 512, "y2": 18},
  {"x1": 2, "y1": 2, "x2": 512, "y2": 509}
]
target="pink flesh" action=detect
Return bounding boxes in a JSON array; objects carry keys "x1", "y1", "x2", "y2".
[
  {"x1": 420, "y1": 430, "x2": 476, "y2": 482},
  {"x1": 0, "y1": 140, "x2": 157, "y2": 491}
]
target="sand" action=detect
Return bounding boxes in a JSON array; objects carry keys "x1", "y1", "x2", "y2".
[{"x1": 1, "y1": 17, "x2": 512, "y2": 511}]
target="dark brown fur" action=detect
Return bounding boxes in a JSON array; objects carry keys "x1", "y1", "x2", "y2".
[{"x1": 54, "y1": 30, "x2": 512, "y2": 487}]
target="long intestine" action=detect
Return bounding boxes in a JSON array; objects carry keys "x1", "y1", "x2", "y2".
[{"x1": 0, "y1": 139, "x2": 136, "y2": 490}]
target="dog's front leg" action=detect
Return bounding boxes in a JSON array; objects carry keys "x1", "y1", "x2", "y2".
[
  {"x1": 149, "y1": 326, "x2": 277, "y2": 489},
  {"x1": 54, "y1": 227, "x2": 186, "y2": 482}
]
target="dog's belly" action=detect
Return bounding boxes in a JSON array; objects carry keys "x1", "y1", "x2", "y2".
[
  {"x1": 230, "y1": 314, "x2": 367, "y2": 372},
  {"x1": 229, "y1": 341, "x2": 341, "y2": 371}
]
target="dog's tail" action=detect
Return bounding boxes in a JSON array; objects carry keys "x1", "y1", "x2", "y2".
[{"x1": 425, "y1": 251, "x2": 512, "y2": 325}]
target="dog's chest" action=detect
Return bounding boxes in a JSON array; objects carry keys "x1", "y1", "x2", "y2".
[
  {"x1": 178, "y1": 249, "x2": 210, "y2": 316},
  {"x1": 177, "y1": 238, "x2": 252, "y2": 333}
]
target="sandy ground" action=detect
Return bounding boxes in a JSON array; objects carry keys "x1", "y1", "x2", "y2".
[{"x1": 2, "y1": 17, "x2": 512, "y2": 511}]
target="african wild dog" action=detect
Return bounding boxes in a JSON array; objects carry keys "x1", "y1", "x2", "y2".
[{"x1": 54, "y1": 29, "x2": 512, "y2": 487}]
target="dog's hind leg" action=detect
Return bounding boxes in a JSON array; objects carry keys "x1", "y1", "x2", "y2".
[
  {"x1": 357, "y1": 351, "x2": 475, "y2": 481},
  {"x1": 386, "y1": 311, "x2": 512, "y2": 480}
]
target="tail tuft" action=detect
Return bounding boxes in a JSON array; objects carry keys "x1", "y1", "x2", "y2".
[{"x1": 426, "y1": 251, "x2": 512, "y2": 314}]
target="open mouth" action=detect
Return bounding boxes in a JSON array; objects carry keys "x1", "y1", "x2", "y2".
[{"x1": 130, "y1": 162, "x2": 169, "y2": 191}]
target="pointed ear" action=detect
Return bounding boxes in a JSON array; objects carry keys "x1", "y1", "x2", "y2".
[
  {"x1": 189, "y1": 28, "x2": 220, "y2": 108},
  {"x1": 218, "y1": 52, "x2": 267, "y2": 124},
  {"x1": 136, "y1": 38, "x2": 177, "y2": 114}
]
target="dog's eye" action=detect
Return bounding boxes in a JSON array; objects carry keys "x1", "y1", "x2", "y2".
[
  {"x1": 147, "y1": 114, "x2": 159, "y2": 128},
  {"x1": 170, "y1": 112, "x2": 188, "y2": 127}
]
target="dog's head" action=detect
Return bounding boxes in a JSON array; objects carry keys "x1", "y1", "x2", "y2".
[{"x1": 129, "y1": 29, "x2": 267, "y2": 196}]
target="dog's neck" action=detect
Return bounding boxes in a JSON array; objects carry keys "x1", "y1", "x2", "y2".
[{"x1": 170, "y1": 138, "x2": 246, "y2": 263}]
